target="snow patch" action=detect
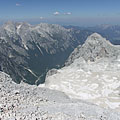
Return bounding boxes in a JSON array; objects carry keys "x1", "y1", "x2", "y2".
[
  {"x1": 24, "y1": 68, "x2": 38, "y2": 78},
  {"x1": 36, "y1": 44, "x2": 44, "y2": 55}
]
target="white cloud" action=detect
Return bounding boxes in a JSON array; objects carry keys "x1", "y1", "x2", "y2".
[
  {"x1": 53, "y1": 11, "x2": 72, "y2": 16},
  {"x1": 40, "y1": 17, "x2": 44, "y2": 20},
  {"x1": 64, "y1": 12, "x2": 72, "y2": 15},
  {"x1": 53, "y1": 11, "x2": 60, "y2": 16},
  {"x1": 16, "y1": 3, "x2": 21, "y2": 6}
]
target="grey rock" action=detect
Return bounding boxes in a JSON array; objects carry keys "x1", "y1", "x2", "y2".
[
  {"x1": 65, "y1": 33, "x2": 120, "y2": 66},
  {"x1": 46, "y1": 69, "x2": 58, "y2": 77}
]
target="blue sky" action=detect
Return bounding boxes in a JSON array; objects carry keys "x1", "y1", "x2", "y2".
[{"x1": 0, "y1": 0, "x2": 120, "y2": 26}]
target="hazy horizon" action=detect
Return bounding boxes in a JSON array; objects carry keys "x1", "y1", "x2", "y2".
[{"x1": 1, "y1": 0, "x2": 120, "y2": 26}]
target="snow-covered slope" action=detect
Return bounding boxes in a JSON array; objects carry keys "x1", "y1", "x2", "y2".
[{"x1": 44, "y1": 33, "x2": 120, "y2": 110}]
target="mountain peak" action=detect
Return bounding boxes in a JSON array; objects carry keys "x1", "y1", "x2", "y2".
[
  {"x1": 2, "y1": 21, "x2": 17, "y2": 32},
  {"x1": 65, "y1": 33, "x2": 120, "y2": 65},
  {"x1": 89, "y1": 32, "x2": 102, "y2": 38},
  {"x1": 85, "y1": 33, "x2": 106, "y2": 45},
  {"x1": 4, "y1": 21, "x2": 15, "y2": 26}
]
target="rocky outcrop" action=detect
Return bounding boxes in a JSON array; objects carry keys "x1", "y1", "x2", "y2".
[
  {"x1": 65, "y1": 33, "x2": 120, "y2": 66},
  {"x1": 0, "y1": 71, "x2": 120, "y2": 120}
]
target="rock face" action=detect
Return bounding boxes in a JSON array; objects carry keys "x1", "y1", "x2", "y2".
[
  {"x1": 65, "y1": 33, "x2": 120, "y2": 65},
  {"x1": 44, "y1": 33, "x2": 120, "y2": 110},
  {"x1": 0, "y1": 21, "x2": 92, "y2": 84},
  {"x1": 0, "y1": 71, "x2": 120, "y2": 120}
]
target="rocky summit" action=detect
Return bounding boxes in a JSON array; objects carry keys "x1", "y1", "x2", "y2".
[
  {"x1": 65, "y1": 33, "x2": 120, "y2": 65},
  {"x1": 44, "y1": 33, "x2": 120, "y2": 110},
  {"x1": 0, "y1": 71, "x2": 120, "y2": 120}
]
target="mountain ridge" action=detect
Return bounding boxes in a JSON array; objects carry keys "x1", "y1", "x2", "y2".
[{"x1": 0, "y1": 21, "x2": 92, "y2": 84}]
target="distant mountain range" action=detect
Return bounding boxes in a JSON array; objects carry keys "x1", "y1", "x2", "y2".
[
  {"x1": 65, "y1": 24, "x2": 120, "y2": 45},
  {"x1": 0, "y1": 21, "x2": 92, "y2": 84}
]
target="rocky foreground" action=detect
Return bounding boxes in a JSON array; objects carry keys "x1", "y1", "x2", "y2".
[{"x1": 0, "y1": 72, "x2": 120, "y2": 120}]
